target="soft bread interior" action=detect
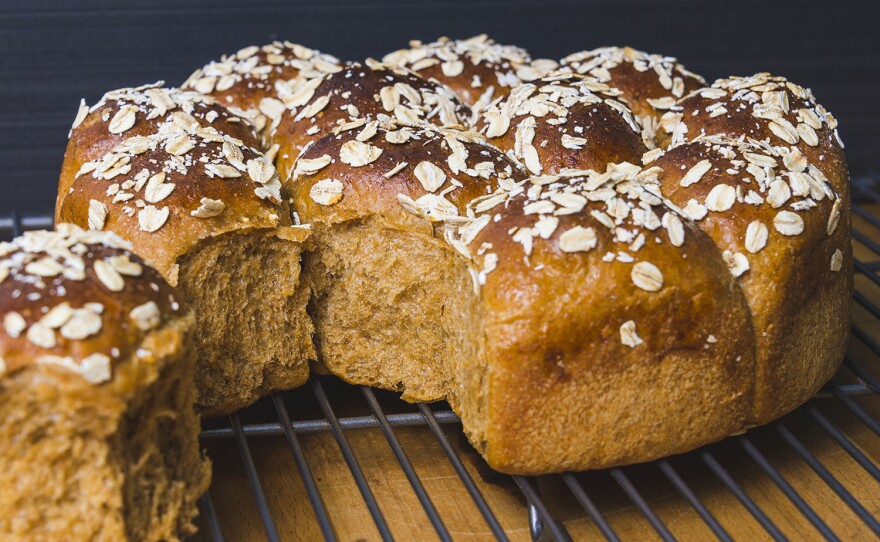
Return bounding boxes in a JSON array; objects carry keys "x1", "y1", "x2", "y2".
[
  {"x1": 0, "y1": 369, "x2": 126, "y2": 541},
  {"x1": 178, "y1": 229, "x2": 315, "y2": 416},
  {"x1": 0, "y1": 318, "x2": 208, "y2": 542},
  {"x1": 304, "y1": 218, "x2": 486, "y2": 431},
  {"x1": 115, "y1": 327, "x2": 210, "y2": 542}
]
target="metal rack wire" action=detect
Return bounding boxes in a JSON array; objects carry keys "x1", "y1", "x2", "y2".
[{"x1": 3, "y1": 196, "x2": 879, "y2": 541}]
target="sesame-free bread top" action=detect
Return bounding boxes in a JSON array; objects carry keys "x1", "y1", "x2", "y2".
[
  {"x1": 559, "y1": 46, "x2": 705, "y2": 145},
  {"x1": 0, "y1": 224, "x2": 185, "y2": 391},
  {"x1": 382, "y1": 34, "x2": 551, "y2": 108},
  {"x1": 56, "y1": 84, "x2": 305, "y2": 284},
  {"x1": 272, "y1": 62, "x2": 472, "y2": 174},
  {"x1": 183, "y1": 42, "x2": 342, "y2": 136},
  {"x1": 289, "y1": 122, "x2": 525, "y2": 232},
  {"x1": 475, "y1": 72, "x2": 648, "y2": 176},
  {"x1": 56, "y1": 84, "x2": 256, "y2": 215},
  {"x1": 660, "y1": 73, "x2": 848, "y2": 199}
]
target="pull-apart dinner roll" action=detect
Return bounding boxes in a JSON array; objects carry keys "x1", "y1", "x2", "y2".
[
  {"x1": 56, "y1": 85, "x2": 314, "y2": 415},
  {"x1": 0, "y1": 225, "x2": 209, "y2": 541},
  {"x1": 559, "y1": 46, "x2": 705, "y2": 147},
  {"x1": 647, "y1": 135, "x2": 850, "y2": 423},
  {"x1": 183, "y1": 42, "x2": 341, "y2": 137},
  {"x1": 289, "y1": 122, "x2": 524, "y2": 401},
  {"x1": 444, "y1": 166, "x2": 756, "y2": 473}
]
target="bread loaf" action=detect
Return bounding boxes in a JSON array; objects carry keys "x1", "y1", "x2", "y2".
[
  {"x1": 276, "y1": 48, "x2": 850, "y2": 473},
  {"x1": 0, "y1": 225, "x2": 209, "y2": 541},
  {"x1": 38, "y1": 42, "x2": 851, "y2": 477},
  {"x1": 56, "y1": 84, "x2": 314, "y2": 415}
]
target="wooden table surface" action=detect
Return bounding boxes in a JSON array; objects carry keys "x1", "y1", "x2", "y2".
[{"x1": 192, "y1": 207, "x2": 880, "y2": 542}]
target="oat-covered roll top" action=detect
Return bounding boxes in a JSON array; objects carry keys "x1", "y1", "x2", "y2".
[
  {"x1": 559, "y1": 46, "x2": 705, "y2": 146},
  {"x1": 290, "y1": 122, "x2": 525, "y2": 233},
  {"x1": 57, "y1": 83, "x2": 255, "y2": 215},
  {"x1": 0, "y1": 225, "x2": 184, "y2": 391},
  {"x1": 647, "y1": 135, "x2": 850, "y2": 422},
  {"x1": 273, "y1": 63, "x2": 472, "y2": 176},
  {"x1": 648, "y1": 136, "x2": 845, "y2": 281},
  {"x1": 183, "y1": 42, "x2": 342, "y2": 135},
  {"x1": 381, "y1": 34, "x2": 548, "y2": 108},
  {"x1": 476, "y1": 72, "x2": 647, "y2": 176},
  {"x1": 660, "y1": 74, "x2": 848, "y2": 199},
  {"x1": 56, "y1": 84, "x2": 291, "y2": 282},
  {"x1": 460, "y1": 165, "x2": 753, "y2": 351},
  {"x1": 446, "y1": 165, "x2": 756, "y2": 471}
]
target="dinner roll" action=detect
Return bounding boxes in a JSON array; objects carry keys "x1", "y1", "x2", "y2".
[
  {"x1": 0, "y1": 225, "x2": 209, "y2": 541},
  {"x1": 56, "y1": 85, "x2": 315, "y2": 415},
  {"x1": 445, "y1": 165, "x2": 756, "y2": 472},
  {"x1": 559, "y1": 46, "x2": 705, "y2": 146},
  {"x1": 288, "y1": 122, "x2": 524, "y2": 401},
  {"x1": 647, "y1": 135, "x2": 850, "y2": 423},
  {"x1": 183, "y1": 42, "x2": 341, "y2": 136},
  {"x1": 272, "y1": 62, "x2": 471, "y2": 178},
  {"x1": 475, "y1": 72, "x2": 647, "y2": 175}
]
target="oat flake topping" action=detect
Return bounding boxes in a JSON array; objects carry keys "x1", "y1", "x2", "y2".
[
  {"x1": 73, "y1": 88, "x2": 283, "y2": 233},
  {"x1": 0, "y1": 225, "x2": 177, "y2": 385}
]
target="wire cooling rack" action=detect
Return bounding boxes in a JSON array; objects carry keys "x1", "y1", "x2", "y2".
[{"x1": 2, "y1": 186, "x2": 879, "y2": 541}]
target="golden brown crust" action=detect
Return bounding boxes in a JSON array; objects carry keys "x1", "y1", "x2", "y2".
[
  {"x1": 454, "y1": 166, "x2": 755, "y2": 472},
  {"x1": 648, "y1": 135, "x2": 851, "y2": 422},
  {"x1": 475, "y1": 73, "x2": 648, "y2": 176},
  {"x1": 0, "y1": 308, "x2": 208, "y2": 541},
  {"x1": 272, "y1": 63, "x2": 471, "y2": 169},
  {"x1": 660, "y1": 73, "x2": 848, "y2": 200},
  {"x1": 559, "y1": 46, "x2": 705, "y2": 146},
  {"x1": 40, "y1": 51, "x2": 852, "y2": 477},
  {"x1": 0, "y1": 225, "x2": 184, "y2": 390},
  {"x1": 56, "y1": 88, "x2": 289, "y2": 282},
  {"x1": 381, "y1": 34, "x2": 541, "y2": 108},
  {"x1": 289, "y1": 122, "x2": 526, "y2": 232},
  {"x1": 182, "y1": 42, "x2": 342, "y2": 136},
  {"x1": 57, "y1": 84, "x2": 257, "y2": 217}
]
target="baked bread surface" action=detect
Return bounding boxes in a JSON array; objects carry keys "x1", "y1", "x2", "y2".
[
  {"x1": 182, "y1": 42, "x2": 342, "y2": 136},
  {"x1": 0, "y1": 225, "x2": 209, "y2": 541},
  {"x1": 272, "y1": 62, "x2": 472, "y2": 177},
  {"x1": 56, "y1": 84, "x2": 315, "y2": 415},
  {"x1": 382, "y1": 34, "x2": 546, "y2": 108},
  {"x1": 560, "y1": 46, "x2": 705, "y2": 146},
  {"x1": 475, "y1": 72, "x2": 648, "y2": 175}
]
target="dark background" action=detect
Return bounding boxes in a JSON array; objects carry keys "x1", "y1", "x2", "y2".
[{"x1": 1, "y1": 0, "x2": 878, "y2": 215}]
